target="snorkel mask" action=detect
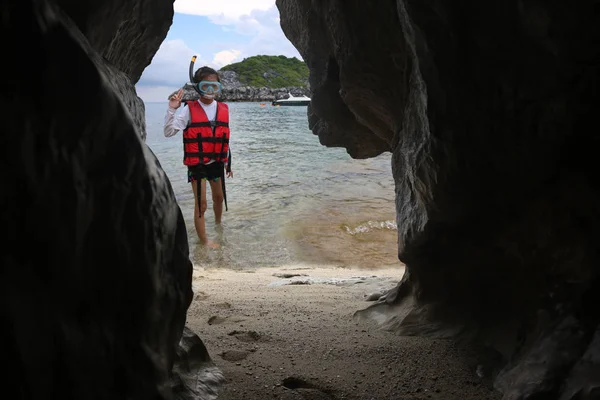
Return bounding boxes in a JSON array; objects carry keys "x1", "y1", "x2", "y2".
[
  {"x1": 197, "y1": 81, "x2": 221, "y2": 98},
  {"x1": 189, "y1": 55, "x2": 222, "y2": 99}
]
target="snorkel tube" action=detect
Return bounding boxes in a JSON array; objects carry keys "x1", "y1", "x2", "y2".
[{"x1": 189, "y1": 55, "x2": 202, "y2": 95}]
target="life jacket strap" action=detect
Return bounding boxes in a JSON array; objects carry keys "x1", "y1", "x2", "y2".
[
  {"x1": 184, "y1": 152, "x2": 229, "y2": 162},
  {"x1": 187, "y1": 121, "x2": 229, "y2": 128},
  {"x1": 183, "y1": 137, "x2": 229, "y2": 144}
]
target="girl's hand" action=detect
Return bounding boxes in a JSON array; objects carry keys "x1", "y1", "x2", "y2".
[
  {"x1": 226, "y1": 169, "x2": 233, "y2": 178},
  {"x1": 169, "y1": 89, "x2": 183, "y2": 109}
]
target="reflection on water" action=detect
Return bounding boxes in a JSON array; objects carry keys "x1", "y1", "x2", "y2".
[
  {"x1": 343, "y1": 220, "x2": 398, "y2": 236},
  {"x1": 145, "y1": 101, "x2": 397, "y2": 269},
  {"x1": 283, "y1": 203, "x2": 399, "y2": 269}
]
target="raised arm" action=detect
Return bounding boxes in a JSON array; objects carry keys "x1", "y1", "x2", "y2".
[
  {"x1": 164, "y1": 106, "x2": 190, "y2": 137},
  {"x1": 164, "y1": 89, "x2": 190, "y2": 137}
]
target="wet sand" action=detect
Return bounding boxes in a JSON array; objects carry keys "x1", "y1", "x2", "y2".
[{"x1": 185, "y1": 265, "x2": 501, "y2": 400}]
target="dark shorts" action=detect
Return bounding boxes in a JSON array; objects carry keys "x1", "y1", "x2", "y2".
[{"x1": 187, "y1": 162, "x2": 223, "y2": 183}]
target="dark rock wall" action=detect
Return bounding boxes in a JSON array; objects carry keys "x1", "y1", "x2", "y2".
[
  {"x1": 1, "y1": 0, "x2": 221, "y2": 399},
  {"x1": 277, "y1": 0, "x2": 600, "y2": 398},
  {"x1": 52, "y1": 0, "x2": 173, "y2": 141},
  {"x1": 53, "y1": 0, "x2": 173, "y2": 82},
  {"x1": 56, "y1": 4, "x2": 150, "y2": 141},
  {"x1": 4, "y1": 0, "x2": 599, "y2": 397},
  {"x1": 276, "y1": 0, "x2": 396, "y2": 159}
]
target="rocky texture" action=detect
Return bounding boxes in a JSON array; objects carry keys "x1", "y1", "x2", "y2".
[
  {"x1": 52, "y1": 0, "x2": 173, "y2": 141},
  {"x1": 53, "y1": 0, "x2": 172, "y2": 82},
  {"x1": 219, "y1": 70, "x2": 245, "y2": 88},
  {"x1": 278, "y1": 0, "x2": 600, "y2": 398},
  {"x1": 56, "y1": 5, "x2": 147, "y2": 140},
  {"x1": 1, "y1": 0, "x2": 221, "y2": 399},
  {"x1": 172, "y1": 328, "x2": 224, "y2": 400},
  {"x1": 220, "y1": 85, "x2": 310, "y2": 103},
  {"x1": 172, "y1": 70, "x2": 310, "y2": 103},
  {"x1": 103, "y1": 68, "x2": 147, "y2": 141}
]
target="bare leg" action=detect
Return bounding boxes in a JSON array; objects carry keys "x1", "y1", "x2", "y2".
[
  {"x1": 210, "y1": 179, "x2": 225, "y2": 225},
  {"x1": 192, "y1": 179, "x2": 219, "y2": 248}
]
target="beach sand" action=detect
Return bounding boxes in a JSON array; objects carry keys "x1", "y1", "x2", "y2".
[{"x1": 186, "y1": 265, "x2": 501, "y2": 400}]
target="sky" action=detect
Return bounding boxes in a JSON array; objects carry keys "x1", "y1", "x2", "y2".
[{"x1": 136, "y1": 0, "x2": 302, "y2": 102}]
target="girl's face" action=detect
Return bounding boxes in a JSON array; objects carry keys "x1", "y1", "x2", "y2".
[{"x1": 197, "y1": 74, "x2": 222, "y2": 101}]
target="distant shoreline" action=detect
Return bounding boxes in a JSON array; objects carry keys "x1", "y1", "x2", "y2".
[
  {"x1": 142, "y1": 100, "x2": 308, "y2": 104},
  {"x1": 157, "y1": 83, "x2": 310, "y2": 104}
]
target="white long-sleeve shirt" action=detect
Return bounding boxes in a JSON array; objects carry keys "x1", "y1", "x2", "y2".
[{"x1": 164, "y1": 100, "x2": 230, "y2": 168}]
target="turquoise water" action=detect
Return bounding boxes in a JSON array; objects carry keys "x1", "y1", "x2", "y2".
[{"x1": 145, "y1": 102, "x2": 397, "y2": 269}]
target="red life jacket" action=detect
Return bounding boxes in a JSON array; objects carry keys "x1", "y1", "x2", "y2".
[{"x1": 183, "y1": 101, "x2": 230, "y2": 166}]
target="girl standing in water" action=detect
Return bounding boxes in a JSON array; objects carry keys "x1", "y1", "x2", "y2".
[{"x1": 164, "y1": 65, "x2": 233, "y2": 248}]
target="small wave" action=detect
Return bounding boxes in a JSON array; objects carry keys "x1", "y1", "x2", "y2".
[{"x1": 343, "y1": 220, "x2": 397, "y2": 235}]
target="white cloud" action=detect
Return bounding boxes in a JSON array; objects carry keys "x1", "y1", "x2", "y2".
[
  {"x1": 137, "y1": 2, "x2": 303, "y2": 96},
  {"x1": 174, "y1": 0, "x2": 275, "y2": 20},
  {"x1": 233, "y1": 6, "x2": 301, "y2": 60},
  {"x1": 136, "y1": 85, "x2": 178, "y2": 103},
  {"x1": 139, "y1": 39, "x2": 214, "y2": 87},
  {"x1": 172, "y1": 0, "x2": 297, "y2": 57},
  {"x1": 203, "y1": 5, "x2": 301, "y2": 60},
  {"x1": 212, "y1": 50, "x2": 243, "y2": 67}
]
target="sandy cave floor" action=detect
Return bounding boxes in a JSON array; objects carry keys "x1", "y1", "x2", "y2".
[{"x1": 185, "y1": 265, "x2": 501, "y2": 400}]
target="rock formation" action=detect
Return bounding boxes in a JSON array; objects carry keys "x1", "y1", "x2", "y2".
[
  {"x1": 1, "y1": 0, "x2": 222, "y2": 399},
  {"x1": 277, "y1": 0, "x2": 600, "y2": 398},
  {"x1": 172, "y1": 70, "x2": 310, "y2": 103},
  {"x1": 6, "y1": 0, "x2": 600, "y2": 398},
  {"x1": 171, "y1": 82, "x2": 310, "y2": 104},
  {"x1": 220, "y1": 85, "x2": 310, "y2": 103},
  {"x1": 52, "y1": 0, "x2": 172, "y2": 140},
  {"x1": 216, "y1": 62, "x2": 311, "y2": 101}
]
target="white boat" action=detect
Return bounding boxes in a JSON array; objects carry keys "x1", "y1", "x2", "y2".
[{"x1": 272, "y1": 92, "x2": 311, "y2": 106}]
